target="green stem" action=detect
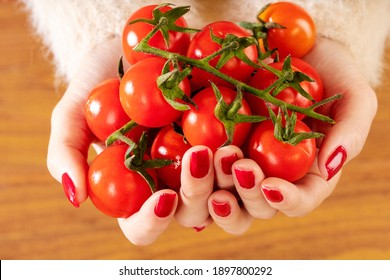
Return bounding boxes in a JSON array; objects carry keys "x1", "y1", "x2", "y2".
[
  {"x1": 134, "y1": 20, "x2": 337, "y2": 124},
  {"x1": 105, "y1": 120, "x2": 138, "y2": 147}
]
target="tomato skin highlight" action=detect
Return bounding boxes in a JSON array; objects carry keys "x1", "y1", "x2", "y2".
[
  {"x1": 87, "y1": 144, "x2": 157, "y2": 218},
  {"x1": 84, "y1": 78, "x2": 147, "y2": 142},
  {"x1": 186, "y1": 21, "x2": 258, "y2": 90},
  {"x1": 247, "y1": 119, "x2": 316, "y2": 182},
  {"x1": 151, "y1": 124, "x2": 192, "y2": 191},
  {"x1": 182, "y1": 86, "x2": 253, "y2": 152},
  {"x1": 246, "y1": 61, "x2": 314, "y2": 120},
  {"x1": 119, "y1": 57, "x2": 191, "y2": 128},
  {"x1": 122, "y1": 4, "x2": 190, "y2": 64},
  {"x1": 259, "y1": 2, "x2": 316, "y2": 58}
]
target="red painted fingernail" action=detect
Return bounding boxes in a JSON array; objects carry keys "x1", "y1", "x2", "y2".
[
  {"x1": 154, "y1": 193, "x2": 176, "y2": 218},
  {"x1": 211, "y1": 200, "x2": 231, "y2": 217},
  {"x1": 190, "y1": 149, "x2": 209, "y2": 178},
  {"x1": 234, "y1": 167, "x2": 255, "y2": 189},
  {"x1": 326, "y1": 146, "x2": 347, "y2": 181},
  {"x1": 262, "y1": 186, "x2": 283, "y2": 203},
  {"x1": 61, "y1": 173, "x2": 79, "y2": 208},
  {"x1": 221, "y1": 153, "x2": 239, "y2": 175},
  {"x1": 193, "y1": 226, "x2": 205, "y2": 232}
]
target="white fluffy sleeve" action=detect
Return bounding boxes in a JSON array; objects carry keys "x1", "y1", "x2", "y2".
[{"x1": 22, "y1": 0, "x2": 390, "y2": 86}]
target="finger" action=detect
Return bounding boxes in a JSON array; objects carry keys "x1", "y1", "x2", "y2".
[
  {"x1": 208, "y1": 190, "x2": 253, "y2": 235},
  {"x1": 47, "y1": 38, "x2": 124, "y2": 206},
  {"x1": 260, "y1": 160, "x2": 340, "y2": 217},
  {"x1": 304, "y1": 38, "x2": 378, "y2": 181},
  {"x1": 213, "y1": 145, "x2": 244, "y2": 189},
  {"x1": 47, "y1": 97, "x2": 93, "y2": 206},
  {"x1": 317, "y1": 83, "x2": 377, "y2": 180},
  {"x1": 192, "y1": 217, "x2": 214, "y2": 233},
  {"x1": 232, "y1": 159, "x2": 277, "y2": 219},
  {"x1": 118, "y1": 190, "x2": 177, "y2": 246},
  {"x1": 175, "y1": 146, "x2": 214, "y2": 227}
]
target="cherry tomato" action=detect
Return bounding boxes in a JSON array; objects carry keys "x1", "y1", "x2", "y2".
[
  {"x1": 259, "y1": 2, "x2": 316, "y2": 58},
  {"x1": 119, "y1": 57, "x2": 191, "y2": 128},
  {"x1": 85, "y1": 78, "x2": 147, "y2": 142},
  {"x1": 182, "y1": 86, "x2": 253, "y2": 152},
  {"x1": 122, "y1": 4, "x2": 190, "y2": 64},
  {"x1": 245, "y1": 61, "x2": 314, "y2": 120},
  {"x1": 151, "y1": 124, "x2": 192, "y2": 191},
  {"x1": 186, "y1": 21, "x2": 258, "y2": 90},
  {"x1": 247, "y1": 119, "x2": 316, "y2": 182},
  {"x1": 87, "y1": 144, "x2": 157, "y2": 218}
]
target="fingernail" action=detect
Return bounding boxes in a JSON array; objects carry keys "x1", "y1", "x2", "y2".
[
  {"x1": 61, "y1": 173, "x2": 79, "y2": 208},
  {"x1": 211, "y1": 200, "x2": 231, "y2": 217},
  {"x1": 154, "y1": 193, "x2": 176, "y2": 218},
  {"x1": 326, "y1": 146, "x2": 347, "y2": 181},
  {"x1": 221, "y1": 153, "x2": 239, "y2": 175},
  {"x1": 193, "y1": 226, "x2": 205, "y2": 232},
  {"x1": 190, "y1": 149, "x2": 210, "y2": 178},
  {"x1": 234, "y1": 167, "x2": 255, "y2": 189},
  {"x1": 262, "y1": 186, "x2": 283, "y2": 203}
]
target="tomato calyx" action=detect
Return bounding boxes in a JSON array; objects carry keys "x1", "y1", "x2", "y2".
[
  {"x1": 129, "y1": 4, "x2": 198, "y2": 50},
  {"x1": 238, "y1": 21, "x2": 282, "y2": 60},
  {"x1": 207, "y1": 29, "x2": 259, "y2": 69},
  {"x1": 212, "y1": 83, "x2": 266, "y2": 147},
  {"x1": 157, "y1": 59, "x2": 196, "y2": 111},
  {"x1": 269, "y1": 106, "x2": 323, "y2": 146},
  {"x1": 124, "y1": 132, "x2": 172, "y2": 193},
  {"x1": 105, "y1": 122, "x2": 172, "y2": 192},
  {"x1": 268, "y1": 56, "x2": 315, "y2": 102}
]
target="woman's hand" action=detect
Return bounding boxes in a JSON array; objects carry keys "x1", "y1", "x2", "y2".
[
  {"x1": 194, "y1": 37, "x2": 378, "y2": 234},
  {"x1": 46, "y1": 38, "x2": 181, "y2": 246}
]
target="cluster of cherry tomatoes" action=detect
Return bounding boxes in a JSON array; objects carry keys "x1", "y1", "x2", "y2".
[{"x1": 84, "y1": 2, "x2": 326, "y2": 218}]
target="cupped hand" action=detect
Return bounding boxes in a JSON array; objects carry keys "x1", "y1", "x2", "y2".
[
  {"x1": 194, "y1": 37, "x2": 377, "y2": 234},
  {"x1": 46, "y1": 37, "x2": 180, "y2": 246}
]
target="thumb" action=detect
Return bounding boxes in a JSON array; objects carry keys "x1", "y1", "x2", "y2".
[
  {"x1": 305, "y1": 38, "x2": 378, "y2": 181},
  {"x1": 47, "y1": 94, "x2": 93, "y2": 206}
]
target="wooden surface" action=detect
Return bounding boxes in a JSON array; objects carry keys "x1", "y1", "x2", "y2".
[{"x1": 1, "y1": 1, "x2": 390, "y2": 260}]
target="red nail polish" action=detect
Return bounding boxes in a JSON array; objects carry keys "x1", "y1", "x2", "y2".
[
  {"x1": 154, "y1": 193, "x2": 176, "y2": 218},
  {"x1": 61, "y1": 173, "x2": 79, "y2": 208},
  {"x1": 193, "y1": 226, "x2": 205, "y2": 232},
  {"x1": 211, "y1": 200, "x2": 231, "y2": 217},
  {"x1": 221, "y1": 153, "x2": 239, "y2": 175},
  {"x1": 190, "y1": 149, "x2": 209, "y2": 178},
  {"x1": 326, "y1": 146, "x2": 347, "y2": 181},
  {"x1": 234, "y1": 167, "x2": 255, "y2": 189},
  {"x1": 262, "y1": 186, "x2": 283, "y2": 203}
]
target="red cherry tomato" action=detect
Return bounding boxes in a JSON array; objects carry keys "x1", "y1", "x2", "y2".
[
  {"x1": 87, "y1": 144, "x2": 156, "y2": 218},
  {"x1": 151, "y1": 124, "x2": 192, "y2": 191},
  {"x1": 186, "y1": 21, "x2": 258, "y2": 90},
  {"x1": 247, "y1": 119, "x2": 316, "y2": 182},
  {"x1": 245, "y1": 61, "x2": 314, "y2": 120},
  {"x1": 122, "y1": 4, "x2": 190, "y2": 64},
  {"x1": 84, "y1": 78, "x2": 147, "y2": 142},
  {"x1": 259, "y1": 2, "x2": 316, "y2": 58},
  {"x1": 182, "y1": 86, "x2": 253, "y2": 152},
  {"x1": 119, "y1": 57, "x2": 191, "y2": 128}
]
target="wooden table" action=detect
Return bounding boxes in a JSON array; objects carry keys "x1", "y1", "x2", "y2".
[{"x1": 1, "y1": 1, "x2": 390, "y2": 260}]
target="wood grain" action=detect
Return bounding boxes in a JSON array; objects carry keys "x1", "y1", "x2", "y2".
[{"x1": 1, "y1": 1, "x2": 390, "y2": 260}]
